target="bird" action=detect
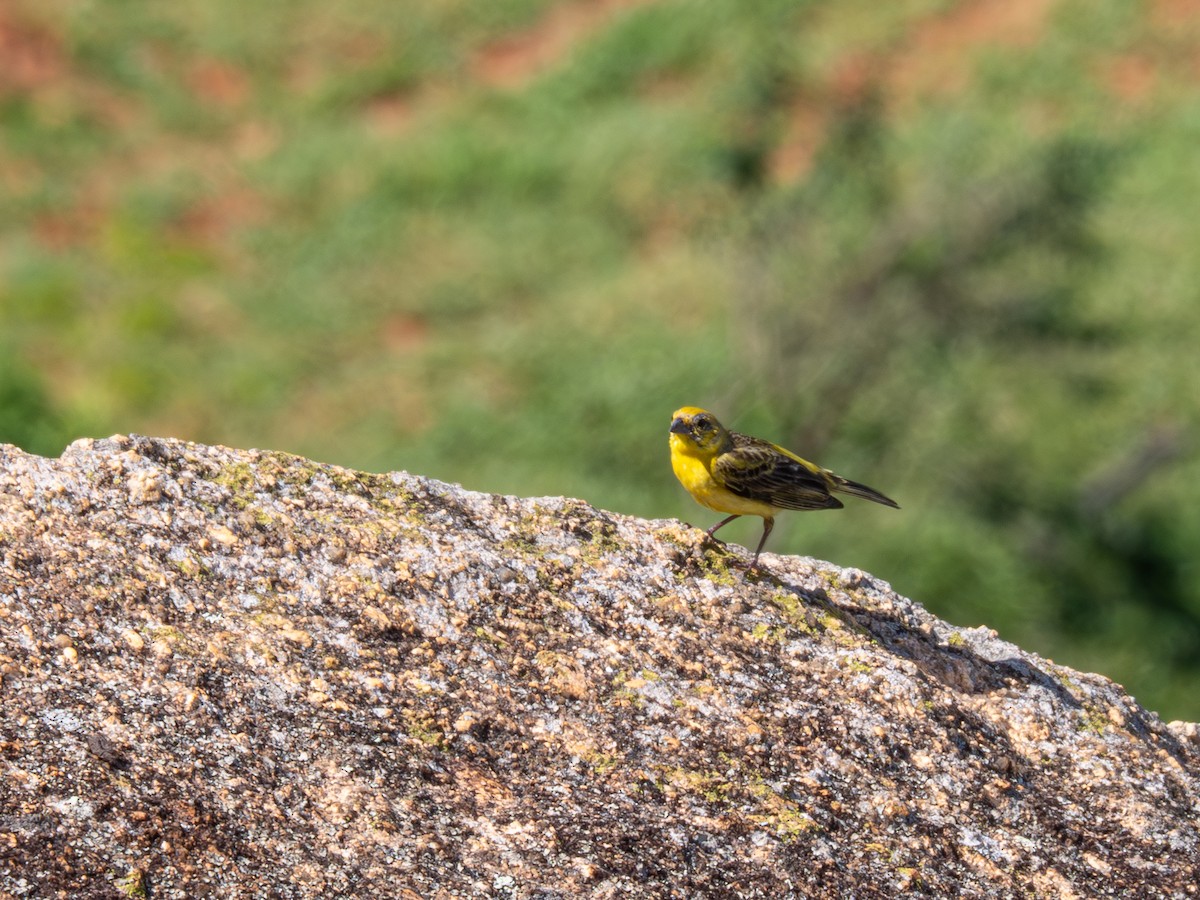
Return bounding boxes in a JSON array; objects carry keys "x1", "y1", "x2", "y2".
[{"x1": 668, "y1": 406, "x2": 899, "y2": 569}]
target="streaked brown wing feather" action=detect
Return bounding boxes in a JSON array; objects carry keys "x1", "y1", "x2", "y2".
[{"x1": 713, "y1": 433, "x2": 842, "y2": 511}]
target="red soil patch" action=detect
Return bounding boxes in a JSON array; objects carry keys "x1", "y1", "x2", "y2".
[
  {"x1": 173, "y1": 184, "x2": 269, "y2": 246},
  {"x1": 186, "y1": 57, "x2": 251, "y2": 108},
  {"x1": 1102, "y1": 54, "x2": 1158, "y2": 104},
  {"x1": 0, "y1": 5, "x2": 66, "y2": 95},
  {"x1": 887, "y1": 0, "x2": 1059, "y2": 104},
  {"x1": 365, "y1": 0, "x2": 660, "y2": 136},
  {"x1": 769, "y1": 0, "x2": 1062, "y2": 184},
  {"x1": 472, "y1": 0, "x2": 658, "y2": 89},
  {"x1": 383, "y1": 313, "x2": 430, "y2": 353},
  {"x1": 1150, "y1": 0, "x2": 1200, "y2": 82},
  {"x1": 1152, "y1": 0, "x2": 1200, "y2": 30},
  {"x1": 32, "y1": 200, "x2": 106, "y2": 251},
  {"x1": 363, "y1": 93, "x2": 418, "y2": 137},
  {"x1": 767, "y1": 99, "x2": 831, "y2": 185}
]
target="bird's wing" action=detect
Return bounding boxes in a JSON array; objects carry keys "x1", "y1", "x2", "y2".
[{"x1": 713, "y1": 434, "x2": 843, "y2": 511}]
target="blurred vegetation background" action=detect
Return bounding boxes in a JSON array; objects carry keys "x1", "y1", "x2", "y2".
[{"x1": 3, "y1": 0, "x2": 1199, "y2": 719}]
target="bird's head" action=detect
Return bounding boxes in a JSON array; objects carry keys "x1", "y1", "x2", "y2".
[{"x1": 669, "y1": 407, "x2": 732, "y2": 456}]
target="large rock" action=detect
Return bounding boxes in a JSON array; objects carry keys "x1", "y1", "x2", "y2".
[{"x1": 1, "y1": 436, "x2": 1196, "y2": 898}]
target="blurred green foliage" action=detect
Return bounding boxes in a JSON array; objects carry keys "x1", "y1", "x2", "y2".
[{"x1": 2, "y1": 0, "x2": 1199, "y2": 719}]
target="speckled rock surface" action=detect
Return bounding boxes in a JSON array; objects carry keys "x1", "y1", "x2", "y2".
[{"x1": 1, "y1": 436, "x2": 1198, "y2": 899}]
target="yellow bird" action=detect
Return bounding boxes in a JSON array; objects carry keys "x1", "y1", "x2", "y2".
[{"x1": 669, "y1": 406, "x2": 899, "y2": 568}]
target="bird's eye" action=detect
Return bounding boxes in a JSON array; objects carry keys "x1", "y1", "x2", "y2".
[{"x1": 694, "y1": 415, "x2": 710, "y2": 430}]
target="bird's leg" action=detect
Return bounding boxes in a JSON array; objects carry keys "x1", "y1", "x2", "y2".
[
  {"x1": 705, "y1": 514, "x2": 740, "y2": 538},
  {"x1": 749, "y1": 517, "x2": 775, "y2": 570}
]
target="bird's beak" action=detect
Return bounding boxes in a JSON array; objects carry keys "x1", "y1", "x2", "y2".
[{"x1": 669, "y1": 417, "x2": 691, "y2": 436}]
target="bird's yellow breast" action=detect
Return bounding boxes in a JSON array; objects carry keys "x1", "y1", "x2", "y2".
[{"x1": 670, "y1": 433, "x2": 778, "y2": 518}]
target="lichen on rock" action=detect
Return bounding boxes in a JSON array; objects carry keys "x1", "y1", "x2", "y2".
[{"x1": 1, "y1": 435, "x2": 1197, "y2": 898}]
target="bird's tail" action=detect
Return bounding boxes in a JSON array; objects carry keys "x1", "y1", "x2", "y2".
[{"x1": 831, "y1": 475, "x2": 900, "y2": 509}]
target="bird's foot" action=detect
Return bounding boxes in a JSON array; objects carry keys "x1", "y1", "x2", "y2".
[{"x1": 741, "y1": 554, "x2": 776, "y2": 578}]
